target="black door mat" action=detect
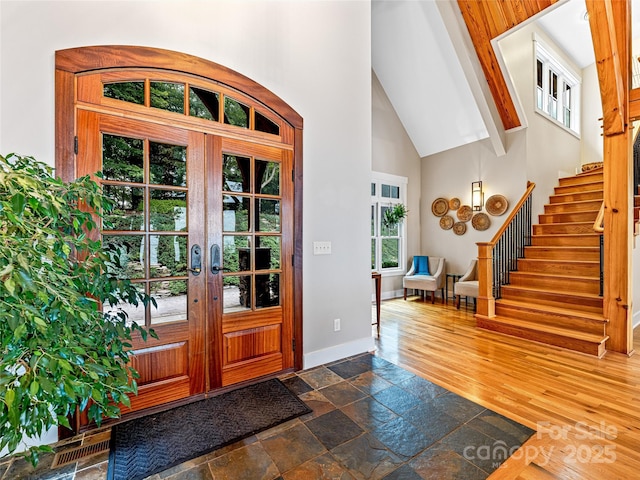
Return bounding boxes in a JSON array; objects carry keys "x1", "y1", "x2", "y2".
[{"x1": 107, "y1": 378, "x2": 311, "y2": 480}]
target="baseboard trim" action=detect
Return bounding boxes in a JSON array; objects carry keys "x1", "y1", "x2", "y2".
[
  {"x1": 303, "y1": 336, "x2": 376, "y2": 370},
  {"x1": 371, "y1": 289, "x2": 446, "y2": 302}
]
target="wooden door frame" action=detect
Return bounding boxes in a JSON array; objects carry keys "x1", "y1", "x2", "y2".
[{"x1": 54, "y1": 45, "x2": 304, "y2": 372}]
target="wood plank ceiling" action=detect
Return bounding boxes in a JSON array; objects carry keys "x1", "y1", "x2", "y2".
[{"x1": 457, "y1": 0, "x2": 560, "y2": 130}]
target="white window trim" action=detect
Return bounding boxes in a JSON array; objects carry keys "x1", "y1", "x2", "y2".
[
  {"x1": 371, "y1": 171, "x2": 408, "y2": 277},
  {"x1": 533, "y1": 33, "x2": 581, "y2": 138}
]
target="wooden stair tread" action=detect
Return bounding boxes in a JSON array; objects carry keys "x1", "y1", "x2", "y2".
[
  {"x1": 532, "y1": 233, "x2": 599, "y2": 238},
  {"x1": 534, "y1": 221, "x2": 595, "y2": 227},
  {"x1": 549, "y1": 191, "x2": 603, "y2": 202},
  {"x1": 511, "y1": 271, "x2": 599, "y2": 281},
  {"x1": 500, "y1": 284, "x2": 602, "y2": 300},
  {"x1": 525, "y1": 246, "x2": 599, "y2": 251},
  {"x1": 524, "y1": 246, "x2": 600, "y2": 256},
  {"x1": 476, "y1": 314, "x2": 608, "y2": 343},
  {"x1": 556, "y1": 174, "x2": 602, "y2": 181},
  {"x1": 555, "y1": 178, "x2": 604, "y2": 190},
  {"x1": 545, "y1": 199, "x2": 602, "y2": 207},
  {"x1": 518, "y1": 258, "x2": 599, "y2": 265},
  {"x1": 496, "y1": 299, "x2": 607, "y2": 322}
]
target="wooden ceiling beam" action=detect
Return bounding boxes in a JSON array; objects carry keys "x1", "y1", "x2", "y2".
[
  {"x1": 458, "y1": 0, "x2": 558, "y2": 131},
  {"x1": 586, "y1": 0, "x2": 627, "y2": 135}
]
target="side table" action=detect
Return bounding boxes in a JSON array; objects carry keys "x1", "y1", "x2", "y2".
[{"x1": 445, "y1": 273, "x2": 462, "y2": 304}]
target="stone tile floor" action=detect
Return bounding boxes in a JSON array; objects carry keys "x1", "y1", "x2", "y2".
[{"x1": 0, "y1": 353, "x2": 534, "y2": 479}]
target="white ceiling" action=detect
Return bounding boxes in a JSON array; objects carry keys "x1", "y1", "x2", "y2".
[
  {"x1": 536, "y1": 0, "x2": 594, "y2": 69},
  {"x1": 372, "y1": 0, "x2": 489, "y2": 158},
  {"x1": 372, "y1": 0, "x2": 638, "y2": 159}
]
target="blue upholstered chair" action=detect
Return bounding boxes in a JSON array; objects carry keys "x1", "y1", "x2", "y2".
[{"x1": 403, "y1": 256, "x2": 445, "y2": 303}]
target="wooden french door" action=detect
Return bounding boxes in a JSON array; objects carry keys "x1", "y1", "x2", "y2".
[{"x1": 76, "y1": 111, "x2": 293, "y2": 417}]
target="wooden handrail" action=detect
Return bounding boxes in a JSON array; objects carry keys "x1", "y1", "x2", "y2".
[
  {"x1": 593, "y1": 201, "x2": 605, "y2": 233},
  {"x1": 488, "y1": 181, "x2": 536, "y2": 245},
  {"x1": 476, "y1": 181, "x2": 536, "y2": 318}
]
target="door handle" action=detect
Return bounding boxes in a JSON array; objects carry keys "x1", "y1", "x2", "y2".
[
  {"x1": 189, "y1": 244, "x2": 202, "y2": 275},
  {"x1": 211, "y1": 244, "x2": 221, "y2": 274}
]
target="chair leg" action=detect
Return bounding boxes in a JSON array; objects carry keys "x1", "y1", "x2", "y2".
[
  {"x1": 431, "y1": 291, "x2": 435, "y2": 304},
  {"x1": 456, "y1": 295, "x2": 460, "y2": 309},
  {"x1": 441, "y1": 288, "x2": 445, "y2": 304},
  {"x1": 404, "y1": 288, "x2": 407, "y2": 300}
]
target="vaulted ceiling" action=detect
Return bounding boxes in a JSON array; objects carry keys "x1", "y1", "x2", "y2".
[{"x1": 371, "y1": 0, "x2": 613, "y2": 159}]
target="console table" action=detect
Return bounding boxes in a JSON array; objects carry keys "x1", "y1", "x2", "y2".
[{"x1": 372, "y1": 272, "x2": 381, "y2": 336}]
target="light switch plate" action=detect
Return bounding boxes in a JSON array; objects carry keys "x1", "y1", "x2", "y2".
[{"x1": 313, "y1": 241, "x2": 332, "y2": 255}]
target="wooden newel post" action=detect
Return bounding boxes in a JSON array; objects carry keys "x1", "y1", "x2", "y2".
[{"x1": 476, "y1": 242, "x2": 495, "y2": 317}]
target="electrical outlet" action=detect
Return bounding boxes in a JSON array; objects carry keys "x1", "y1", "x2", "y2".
[
  {"x1": 313, "y1": 241, "x2": 332, "y2": 255},
  {"x1": 334, "y1": 318, "x2": 341, "y2": 331}
]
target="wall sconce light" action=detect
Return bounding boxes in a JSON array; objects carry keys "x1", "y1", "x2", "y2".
[{"x1": 472, "y1": 181, "x2": 484, "y2": 211}]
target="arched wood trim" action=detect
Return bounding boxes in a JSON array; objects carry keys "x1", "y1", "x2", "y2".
[
  {"x1": 55, "y1": 45, "x2": 303, "y2": 129},
  {"x1": 54, "y1": 45, "x2": 304, "y2": 372}
]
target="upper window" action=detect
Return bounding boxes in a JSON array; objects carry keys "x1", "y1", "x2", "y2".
[
  {"x1": 534, "y1": 35, "x2": 581, "y2": 136},
  {"x1": 371, "y1": 172, "x2": 407, "y2": 275},
  {"x1": 102, "y1": 78, "x2": 280, "y2": 136}
]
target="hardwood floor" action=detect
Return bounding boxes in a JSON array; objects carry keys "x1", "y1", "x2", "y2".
[{"x1": 374, "y1": 296, "x2": 640, "y2": 479}]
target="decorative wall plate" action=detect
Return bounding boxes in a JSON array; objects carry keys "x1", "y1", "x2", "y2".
[
  {"x1": 439, "y1": 215, "x2": 454, "y2": 230},
  {"x1": 486, "y1": 194, "x2": 508, "y2": 216},
  {"x1": 453, "y1": 222, "x2": 466, "y2": 235},
  {"x1": 472, "y1": 212, "x2": 491, "y2": 231},
  {"x1": 457, "y1": 205, "x2": 472, "y2": 222},
  {"x1": 431, "y1": 198, "x2": 449, "y2": 217},
  {"x1": 448, "y1": 197, "x2": 461, "y2": 210}
]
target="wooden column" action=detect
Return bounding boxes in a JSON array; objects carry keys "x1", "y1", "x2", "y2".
[
  {"x1": 587, "y1": 0, "x2": 633, "y2": 355},
  {"x1": 603, "y1": 133, "x2": 633, "y2": 354}
]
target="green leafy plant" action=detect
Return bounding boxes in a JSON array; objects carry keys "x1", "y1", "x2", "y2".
[
  {"x1": 0, "y1": 153, "x2": 155, "y2": 465},
  {"x1": 383, "y1": 203, "x2": 408, "y2": 227}
]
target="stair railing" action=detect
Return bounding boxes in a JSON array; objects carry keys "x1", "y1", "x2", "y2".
[
  {"x1": 593, "y1": 201, "x2": 604, "y2": 296},
  {"x1": 476, "y1": 181, "x2": 535, "y2": 317}
]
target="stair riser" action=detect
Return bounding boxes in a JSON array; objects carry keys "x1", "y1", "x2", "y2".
[
  {"x1": 538, "y1": 211, "x2": 598, "y2": 224},
  {"x1": 549, "y1": 191, "x2": 603, "y2": 204},
  {"x1": 544, "y1": 201, "x2": 603, "y2": 213},
  {"x1": 533, "y1": 223, "x2": 596, "y2": 235},
  {"x1": 531, "y1": 235, "x2": 601, "y2": 247},
  {"x1": 554, "y1": 182, "x2": 603, "y2": 195},
  {"x1": 494, "y1": 304, "x2": 606, "y2": 335},
  {"x1": 508, "y1": 273, "x2": 600, "y2": 294},
  {"x1": 516, "y1": 260, "x2": 599, "y2": 276},
  {"x1": 500, "y1": 286, "x2": 603, "y2": 313},
  {"x1": 558, "y1": 173, "x2": 603, "y2": 186},
  {"x1": 523, "y1": 247, "x2": 600, "y2": 261},
  {"x1": 477, "y1": 317, "x2": 606, "y2": 357}
]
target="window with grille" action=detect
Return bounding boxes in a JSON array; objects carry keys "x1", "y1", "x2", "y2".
[
  {"x1": 371, "y1": 172, "x2": 407, "y2": 275},
  {"x1": 534, "y1": 35, "x2": 581, "y2": 136}
]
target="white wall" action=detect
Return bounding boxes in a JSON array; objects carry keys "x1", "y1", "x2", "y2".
[
  {"x1": 372, "y1": 72, "x2": 421, "y2": 298},
  {"x1": 421, "y1": 135, "x2": 527, "y2": 277},
  {"x1": 581, "y1": 63, "x2": 604, "y2": 166},
  {"x1": 0, "y1": 1, "x2": 374, "y2": 373},
  {"x1": 499, "y1": 24, "x2": 582, "y2": 217}
]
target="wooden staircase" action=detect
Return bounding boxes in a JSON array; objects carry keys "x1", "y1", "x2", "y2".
[{"x1": 477, "y1": 168, "x2": 609, "y2": 357}]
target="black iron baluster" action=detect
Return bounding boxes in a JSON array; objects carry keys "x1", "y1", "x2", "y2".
[{"x1": 491, "y1": 189, "x2": 534, "y2": 301}]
